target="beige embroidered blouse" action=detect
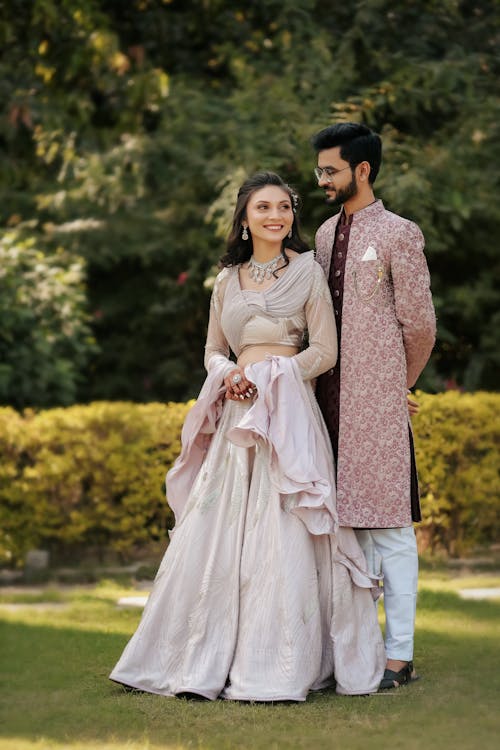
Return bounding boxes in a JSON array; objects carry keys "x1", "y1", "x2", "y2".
[{"x1": 204, "y1": 251, "x2": 338, "y2": 380}]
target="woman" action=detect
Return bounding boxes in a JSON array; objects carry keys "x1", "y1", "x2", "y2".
[{"x1": 110, "y1": 172, "x2": 385, "y2": 701}]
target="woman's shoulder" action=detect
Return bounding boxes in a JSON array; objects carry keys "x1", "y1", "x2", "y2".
[
  {"x1": 289, "y1": 251, "x2": 325, "y2": 279},
  {"x1": 212, "y1": 265, "x2": 238, "y2": 303},
  {"x1": 307, "y1": 256, "x2": 331, "y2": 301},
  {"x1": 287, "y1": 249, "x2": 315, "y2": 268},
  {"x1": 311, "y1": 255, "x2": 327, "y2": 278},
  {"x1": 215, "y1": 266, "x2": 230, "y2": 282},
  {"x1": 214, "y1": 264, "x2": 238, "y2": 285}
]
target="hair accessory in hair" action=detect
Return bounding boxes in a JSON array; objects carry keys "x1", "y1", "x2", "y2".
[{"x1": 287, "y1": 186, "x2": 299, "y2": 213}]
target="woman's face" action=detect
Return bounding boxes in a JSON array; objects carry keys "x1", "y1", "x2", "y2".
[{"x1": 243, "y1": 185, "x2": 293, "y2": 246}]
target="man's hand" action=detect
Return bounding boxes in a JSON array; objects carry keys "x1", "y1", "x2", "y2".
[{"x1": 407, "y1": 393, "x2": 419, "y2": 417}]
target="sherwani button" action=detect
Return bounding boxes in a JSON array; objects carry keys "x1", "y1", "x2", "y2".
[
  {"x1": 335, "y1": 270, "x2": 341, "y2": 277},
  {"x1": 338, "y1": 251, "x2": 343, "y2": 258},
  {"x1": 339, "y1": 233, "x2": 345, "y2": 241},
  {"x1": 334, "y1": 290, "x2": 340, "y2": 297}
]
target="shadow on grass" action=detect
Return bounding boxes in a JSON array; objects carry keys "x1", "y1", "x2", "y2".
[
  {"x1": 1, "y1": 602, "x2": 499, "y2": 749},
  {"x1": 2, "y1": 616, "x2": 341, "y2": 749}
]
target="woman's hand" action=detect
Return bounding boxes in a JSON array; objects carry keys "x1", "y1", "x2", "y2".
[{"x1": 224, "y1": 367, "x2": 256, "y2": 401}]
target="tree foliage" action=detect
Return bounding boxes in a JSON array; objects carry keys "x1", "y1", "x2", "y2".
[
  {"x1": 1, "y1": 0, "x2": 499, "y2": 405},
  {"x1": 0, "y1": 232, "x2": 94, "y2": 408}
]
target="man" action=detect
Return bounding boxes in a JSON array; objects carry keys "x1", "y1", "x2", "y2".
[{"x1": 311, "y1": 122, "x2": 436, "y2": 689}]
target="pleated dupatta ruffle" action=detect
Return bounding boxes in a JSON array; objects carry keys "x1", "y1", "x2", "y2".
[{"x1": 167, "y1": 356, "x2": 338, "y2": 537}]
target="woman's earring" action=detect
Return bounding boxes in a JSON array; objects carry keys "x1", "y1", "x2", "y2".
[
  {"x1": 288, "y1": 228, "x2": 292, "y2": 239},
  {"x1": 242, "y1": 226, "x2": 249, "y2": 240}
]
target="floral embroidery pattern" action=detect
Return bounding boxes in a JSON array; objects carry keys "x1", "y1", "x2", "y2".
[{"x1": 315, "y1": 201, "x2": 436, "y2": 528}]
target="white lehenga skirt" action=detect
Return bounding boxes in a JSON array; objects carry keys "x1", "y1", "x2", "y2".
[{"x1": 110, "y1": 393, "x2": 384, "y2": 701}]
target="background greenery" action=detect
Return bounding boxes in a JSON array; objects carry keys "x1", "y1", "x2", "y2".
[
  {"x1": 1, "y1": 391, "x2": 498, "y2": 566},
  {"x1": 1, "y1": 0, "x2": 499, "y2": 408}
]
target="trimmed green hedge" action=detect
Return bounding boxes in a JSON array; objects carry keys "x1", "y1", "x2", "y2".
[
  {"x1": 0, "y1": 393, "x2": 498, "y2": 565},
  {"x1": 0, "y1": 401, "x2": 191, "y2": 565},
  {"x1": 413, "y1": 390, "x2": 499, "y2": 556}
]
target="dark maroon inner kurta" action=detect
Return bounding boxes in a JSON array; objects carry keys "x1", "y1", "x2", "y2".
[{"x1": 316, "y1": 210, "x2": 351, "y2": 465}]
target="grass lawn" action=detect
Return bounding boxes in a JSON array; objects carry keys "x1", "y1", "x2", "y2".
[{"x1": 1, "y1": 569, "x2": 499, "y2": 750}]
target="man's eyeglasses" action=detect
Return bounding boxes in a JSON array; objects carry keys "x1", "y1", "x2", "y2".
[{"x1": 314, "y1": 165, "x2": 352, "y2": 182}]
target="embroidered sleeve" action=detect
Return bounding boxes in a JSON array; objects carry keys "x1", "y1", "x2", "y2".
[
  {"x1": 391, "y1": 222, "x2": 436, "y2": 387},
  {"x1": 204, "y1": 269, "x2": 236, "y2": 376},
  {"x1": 293, "y1": 262, "x2": 338, "y2": 380}
]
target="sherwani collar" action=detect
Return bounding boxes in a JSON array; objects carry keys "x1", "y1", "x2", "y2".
[
  {"x1": 327, "y1": 199, "x2": 384, "y2": 236},
  {"x1": 348, "y1": 198, "x2": 384, "y2": 225}
]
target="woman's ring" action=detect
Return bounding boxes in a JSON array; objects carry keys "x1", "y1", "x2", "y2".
[{"x1": 232, "y1": 373, "x2": 242, "y2": 384}]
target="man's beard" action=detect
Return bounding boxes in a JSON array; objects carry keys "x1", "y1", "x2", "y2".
[{"x1": 325, "y1": 173, "x2": 358, "y2": 204}]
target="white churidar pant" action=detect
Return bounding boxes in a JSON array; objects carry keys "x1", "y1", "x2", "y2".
[{"x1": 354, "y1": 527, "x2": 418, "y2": 661}]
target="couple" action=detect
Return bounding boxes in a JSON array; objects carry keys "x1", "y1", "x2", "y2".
[{"x1": 110, "y1": 123, "x2": 436, "y2": 700}]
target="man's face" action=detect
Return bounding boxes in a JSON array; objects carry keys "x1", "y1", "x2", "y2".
[{"x1": 316, "y1": 146, "x2": 358, "y2": 205}]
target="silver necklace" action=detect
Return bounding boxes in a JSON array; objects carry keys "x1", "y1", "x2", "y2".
[{"x1": 247, "y1": 253, "x2": 283, "y2": 284}]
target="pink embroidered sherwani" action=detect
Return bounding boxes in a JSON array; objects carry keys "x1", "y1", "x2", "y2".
[{"x1": 315, "y1": 200, "x2": 436, "y2": 528}]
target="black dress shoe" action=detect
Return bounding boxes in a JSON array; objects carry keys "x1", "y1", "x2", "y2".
[{"x1": 379, "y1": 661, "x2": 420, "y2": 690}]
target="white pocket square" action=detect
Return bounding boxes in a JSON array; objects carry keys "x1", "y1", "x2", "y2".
[{"x1": 361, "y1": 245, "x2": 378, "y2": 261}]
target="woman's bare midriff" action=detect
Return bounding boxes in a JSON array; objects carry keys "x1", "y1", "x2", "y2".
[{"x1": 237, "y1": 344, "x2": 299, "y2": 370}]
